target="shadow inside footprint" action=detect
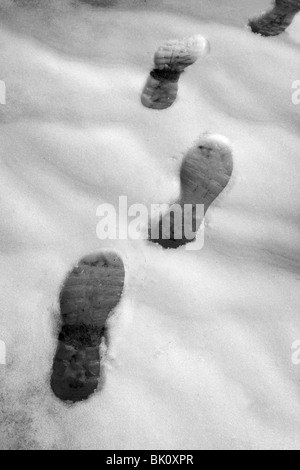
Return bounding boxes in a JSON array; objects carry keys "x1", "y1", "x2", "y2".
[
  {"x1": 51, "y1": 252, "x2": 125, "y2": 403},
  {"x1": 149, "y1": 134, "x2": 233, "y2": 249}
]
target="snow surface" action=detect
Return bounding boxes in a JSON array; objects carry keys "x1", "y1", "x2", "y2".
[{"x1": 0, "y1": 0, "x2": 300, "y2": 450}]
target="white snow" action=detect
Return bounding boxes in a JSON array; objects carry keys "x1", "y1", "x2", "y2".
[{"x1": 0, "y1": 0, "x2": 300, "y2": 450}]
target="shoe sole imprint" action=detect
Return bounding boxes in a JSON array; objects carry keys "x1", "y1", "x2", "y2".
[
  {"x1": 149, "y1": 134, "x2": 233, "y2": 249},
  {"x1": 51, "y1": 252, "x2": 125, "y2": 403},
  {"x1": 141, "y1": 35, "x2": 209, "y2": 110},
  {"x1": 249, "y1": 0, "x2": 300, "y2": 36}
]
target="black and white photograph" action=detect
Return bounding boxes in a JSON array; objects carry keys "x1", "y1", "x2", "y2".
[{"x1": 0, "y1": 0, "x2": 300, "y2": 452}]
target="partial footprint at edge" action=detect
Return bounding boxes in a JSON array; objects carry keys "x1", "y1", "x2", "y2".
[
  {"x1": 51, "y1": 252, "x2": 125, "y2": 403},
  {"x1": 141, "y1": 34, "x2": 210, "y2": 110},
  {"x1": 149, "y1": 134, "x2": 234, "y2": 249},
  {"x1": 248, "y1": 0, "x2": 300, "y2": 37}
]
